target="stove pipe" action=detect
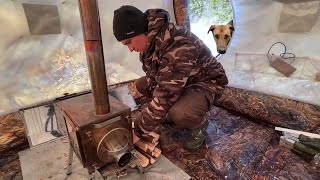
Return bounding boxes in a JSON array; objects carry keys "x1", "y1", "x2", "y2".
[{"x1": 78, "y1": 0, "x2": 110, "y2": 115}]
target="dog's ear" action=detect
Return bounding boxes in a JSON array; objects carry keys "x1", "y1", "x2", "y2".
[
  {"x1": 207, "y1": 25, "x2": 215, "y2": 34},
  {"x1": 228, "y1": 24, "x2": 234, "y2": 31}
]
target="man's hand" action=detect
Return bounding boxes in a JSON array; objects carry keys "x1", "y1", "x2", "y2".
[
  {"x1": 132, "y1": 129, "x2": 140, "y2": 144},
  {"x1": 131, "y1": 114, "x2": 143, "y2": 144}
]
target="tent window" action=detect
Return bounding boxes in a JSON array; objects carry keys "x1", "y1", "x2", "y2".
[
  {"x1": 188, "y1": 0, "x2": 233, "y2": 56},
  {"x1": 23, "y1": 3, "x2": 61, "y2": 35}
]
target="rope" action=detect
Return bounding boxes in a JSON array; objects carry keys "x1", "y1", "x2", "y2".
[{"x1": 267, "y1": 41, "x2": 296, "y2": 65}]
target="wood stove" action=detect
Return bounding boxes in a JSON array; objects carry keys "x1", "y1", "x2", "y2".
[
  {"x1": 57, "y1": 0, "x2": 136, "y2": 177},
  {"x1": 59, "y1": 93, "x2": 133, "y2": 175}
]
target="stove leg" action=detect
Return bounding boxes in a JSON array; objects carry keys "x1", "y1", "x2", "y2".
[
  {"x1": 66, "y1": 145, "x2": 74, "y2": 175},
  {"x1": 136, "y1": 162, "x2": 144, "y2": 174},
  {"x1": 130, "y1": 149, "x2": 144, "y2": 174}
]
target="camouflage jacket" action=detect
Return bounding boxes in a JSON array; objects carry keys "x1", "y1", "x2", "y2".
[{"x1": 135, "y1": 9, "x2": 228, "y2": 136}]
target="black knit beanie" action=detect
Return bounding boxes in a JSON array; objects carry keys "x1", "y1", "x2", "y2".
[{"x1": 113, "y1": 5, "x2": 148, "y2": 41}]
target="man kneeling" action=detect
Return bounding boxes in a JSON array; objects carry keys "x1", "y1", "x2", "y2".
[{"x1": 113, "y1": 5, "x2": 228, "y2": 151}]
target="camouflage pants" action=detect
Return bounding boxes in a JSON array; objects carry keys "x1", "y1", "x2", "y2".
[{"x1": 135, "y1": 76, "x2": 210, "y2": 129}]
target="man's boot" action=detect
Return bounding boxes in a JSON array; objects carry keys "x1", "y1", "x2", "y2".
[{"x1": 183, "y1": 119, "x2": 209, "y2": 152}]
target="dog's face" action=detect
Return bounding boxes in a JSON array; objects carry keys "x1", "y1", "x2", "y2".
[{"x1": 208, "y1": 24, "x2": 234, "y2": 54}]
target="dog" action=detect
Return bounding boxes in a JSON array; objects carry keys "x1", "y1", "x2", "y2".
[{"x1": 207, "y1": 20, "x2": 234, "y2": 54}]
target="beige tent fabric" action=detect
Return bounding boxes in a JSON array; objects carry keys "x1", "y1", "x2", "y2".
[
  {"x1": 234, "y1": 53, "x2": 320, "y2": 81},
  {"x1": 278, "y1": 1, "x2": 320, "y2": 32}
]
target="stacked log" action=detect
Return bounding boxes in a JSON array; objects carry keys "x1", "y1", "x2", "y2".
[{"x1": 130, "y1": 132, "x2": 161, "y2": 168}]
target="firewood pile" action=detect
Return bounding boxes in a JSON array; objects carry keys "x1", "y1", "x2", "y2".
[
  {"x1": 126, "y1": 82, "x2": 162, "y2": 168},
  {"x1": 130, "y1": 131, "x2": 161, "y2": 168}
]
